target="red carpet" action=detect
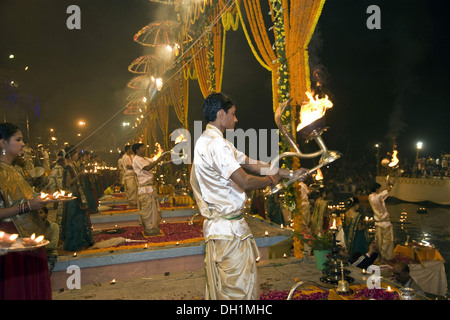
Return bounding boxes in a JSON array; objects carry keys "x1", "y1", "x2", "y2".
[
  {"x1": 59, "y1": 221, "x2": 204, "y2": 256},
  {"x1": 94, "y1": 221, "x2": 203, "y2": 244}
]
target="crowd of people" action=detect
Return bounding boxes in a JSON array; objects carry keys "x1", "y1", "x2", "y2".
[{"x1": 0, "y1": 122, "x2": 118, "y2": 299}]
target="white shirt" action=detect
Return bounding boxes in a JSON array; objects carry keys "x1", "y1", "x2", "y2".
[
  {"x1": 122, "y1": 153, "x2": 135, "y2": 176},
  {"x1": 368, "y1": 190, "x2": 392, "y2": 227},
  {"x1": 192, "y1": 124, "x2": 251, "y2": 241},
  {"x1": 132, "y1": 155, "x2": 154, "y2": 186}
]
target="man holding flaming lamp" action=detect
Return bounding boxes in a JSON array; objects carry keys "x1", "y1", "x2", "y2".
[
  {"x1": 191, "y1": 93, "x2": 308, "y2": 300},
  {"x1": 132, "y1": 142, "x2": 167, "y2": 236}
]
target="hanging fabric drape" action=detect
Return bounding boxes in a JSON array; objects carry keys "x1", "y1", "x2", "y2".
[
  {"x1": 283, "y1": 0, "x2": 327, "y2": 111},
  {"x1": 155, "y1": 94, "x2": 170, "y2": 149},
  {"x1": 237, "y1": 0, "x2": 325, "y2": 112},
  {"x1": 192, "y1": 5, "x2": 226, "y2": 98},
  {"x1": 148, "y1": 108, "x2": 158, "y2": 148},
  {"x1": 168, "y1": 70, "x2": 189, "y2": 128}
]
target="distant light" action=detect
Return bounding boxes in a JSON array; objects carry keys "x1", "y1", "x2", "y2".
[
  {"x1": 142, "y1": 97, "x2": 147, "y2": 103},
  {"x1": 77, "y1": 133, "x2": 81, "y2": 137},
  {"x1": 78, "y1": 121, "x2": 86, "y2": 126},
  {"x1": 51, "y1": 137, "x2": 57, "y2": 141},
  {"x1": 9, "y1": 54, "x2": 14, "y2": 59},
  {"x1": 416, "y1": 141, "x2": 423, "y2": 150},
  {"x1": 122, "y1": 122, "x2": 130, "y2": 127},
  {"x1": 24, "y1": 66, "x2": 29, "y2": 71}
]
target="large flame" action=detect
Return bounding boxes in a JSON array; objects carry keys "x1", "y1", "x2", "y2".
[
  {"x1": 388, "y1": 149, "x2": 399, "y2": 167},
  {"x1": 151, "y1": 143, "x2": 163, "y2": 161},
  {"x1": 297, "y1": 91, "x2": 333, "y2": 132}
]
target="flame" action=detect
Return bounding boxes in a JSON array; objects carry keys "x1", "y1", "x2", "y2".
[
  {"x1": 174, "y1": 133, "x2": 185, "y2": 145},
  {"x1": 10, "y1": 234, "x2": 18, "y2": 241},
  {"x1": 40, "y1": 192, "x2": 48, "y2": 199},
  {"x1": 297, "y1": 91, "x2": 333, "y2": 132},
  {"x1": 315, "y1": 168, "x2": 323, "y2": 181},
  {"x1": 35, "y1": 235, "x2": 44, "y2": 243},
  {"x1": 151, "y1": 143, "x2": 163, "y2": 161},
  {"x1": 388, "y1": 150, "x2": 399, "y2": 167}
]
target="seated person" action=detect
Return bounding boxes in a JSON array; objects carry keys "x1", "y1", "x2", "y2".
[
  {"x1": 38, "y1": 206, "x2": 60, "y2": 274},
  {"x1": 392, "y1": 262, "x2": 425, "y2": 296},
  {"x1": 349, "y1": 240, "x2": 379, "y2": 270}
]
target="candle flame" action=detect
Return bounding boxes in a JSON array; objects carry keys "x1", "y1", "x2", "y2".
[
  {"x1": 10, "y1": 234, "x2": 18, "y2": 241},
  {"x1": 35, "y1": 235, "x2": 44, "y2": 243},
  {"x1": 297, "y1": 91, "x2": 333, "y2": 132},
  {"x1": 315, "y1": 168, "x2": 323, "y2": 181},
  {"x1": 30, "y1": 233, "x2": 35, "y2": 240}
]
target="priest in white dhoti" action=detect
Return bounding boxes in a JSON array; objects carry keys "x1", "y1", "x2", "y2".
[
  {"x1": 122, "y1": 145, "x2": 138, "y2": 208},
  {"x1": 368, "y1": 182, "x2": 395, "y2": 261},
  {"x1": 132, "y1": 143, "x2": 166, "y2": 236},
  {"x1": 191, "y1": 93, "x2": 308, "y2": 300}
]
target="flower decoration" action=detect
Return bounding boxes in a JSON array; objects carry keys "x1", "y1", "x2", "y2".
[
  {"x1": 260, "y1": 288, "x2": 328, "y2": 300},
  {"x1": 353, "y1": 288, "x2": 399, "y2": 300},
  {"x1": 295, "y1": 227, "x2": 333, "y2": 250}
]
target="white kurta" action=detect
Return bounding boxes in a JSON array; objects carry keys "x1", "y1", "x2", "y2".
[{"x1": 191, "y1": 124, "x2": 260, "y2": 300}]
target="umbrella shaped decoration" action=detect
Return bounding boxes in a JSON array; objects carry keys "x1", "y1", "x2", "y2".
[
  {"x1": 128, "y1": 54, "x2": 161, "y2": 74},
  {"x1": 124, "y1": 99, "x2": 146, "y2": 115},
  {"x1": 127, "y1": 75, "x2": 152, "y2": 90},
  {"x1": 134, "y1": 20, "x2": 180, "y2": 47}
]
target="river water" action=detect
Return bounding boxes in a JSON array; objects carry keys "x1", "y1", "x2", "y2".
[{"x1": 385, "y1": 200, "x2": 449, "y2": 293}]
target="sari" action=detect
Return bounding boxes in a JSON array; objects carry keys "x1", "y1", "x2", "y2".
[
  {"x1": 344, "y1": 210, "x2": 369, "y2": 256},
  {"x1": 61, "y1": 163, "x2": 94, "y2": 251},
  {"x1": 0, "y1": 161, "x2": 52, "y2": 300}
]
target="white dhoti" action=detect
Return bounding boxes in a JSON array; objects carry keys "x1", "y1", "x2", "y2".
[
  {"x1": 124, "y1": 175, "x2": 138, "y2": 207},
  {"x1": 138, "y1": 186, "x2": 161, "y2": 234},
  {"x1": 205, "y1": 236, "x2": 260, "y2": 300},
  {"x1": 376, "y1": 225, "x2": 394, "y2": 261}
]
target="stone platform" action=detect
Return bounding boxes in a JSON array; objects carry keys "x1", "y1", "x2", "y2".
[{"x1": 50, "y1": 206, "x2": 292, "y2": 292}]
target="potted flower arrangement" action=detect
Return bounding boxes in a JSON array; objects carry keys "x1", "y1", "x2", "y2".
[{"x1": 295, "y1": 227, "x2": 333, "y2": 270}]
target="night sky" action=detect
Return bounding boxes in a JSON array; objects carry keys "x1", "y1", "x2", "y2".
[{"x1": 1, "y1": 0, "x2": 448, "y2": 164}]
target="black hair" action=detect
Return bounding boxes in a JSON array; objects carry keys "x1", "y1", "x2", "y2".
[
  {"x1": 124, "y1": 145, "x2": 131, "y2": 152},
  {"x1": 0, "y1": 122, "x2": 20, "y2": 141},
  {"x1": 64, "y1": 145, "x2": 78, "y2": 159},
  {"x1": 370, "y1": 182, "x2": 381, "y2": 193},
  {"x1": 203, "y1": 92, "x2": 234, "y2": 122},
  {"x1": 347, "y1": 196, "x2": 360, "y2": 207},
  {"x1": 132, "y1": 143, "x2": 144, "y2": 154}
]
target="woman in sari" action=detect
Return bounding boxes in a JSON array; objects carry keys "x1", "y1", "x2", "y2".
[
  {"x1": 61, "y1": 145, "x2": 94, "y2": 251},
  {"x1": 344, "y1": 196, "x2": 369, "y2": 257},
  {"x1": 0, "y1": 122, "x2": 51, "y2": 299}
]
